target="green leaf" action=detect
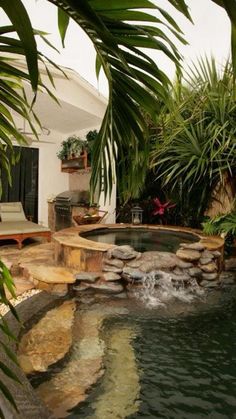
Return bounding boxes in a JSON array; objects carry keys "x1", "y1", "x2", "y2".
[
  {"x1": 0, "y1": 361, "x2": 21, "y2": 384},
  {"x1": 50, "y1": 0, "x2": 191, "y2": 198},
  {"x1": 88, "y1": 0, "x2": 156, "y2": 11},
  {"x1": 0, "y1": 319, "x2": 17, "y2": 342},
  {"x1": 34, "y1": 30, "x2": 60, "y2": 53},
  {"x1": 0, "y1": 0, "x2": 38, "y2": 91},
  {"x1": 95, "y1": 55, "x2": 102, "y2": 79},
  {"x1": 0, "y1": 341, "x2": 19, "y2": 366},
  {"x1": 0, "y1": 379, "x2": 18, "y2": 411},
  {"x1": 7, "y1": 301, "x2": 20, "y2": 322},
  {"x1": 58, "y1": 8, "x2": 70, "y2": 47},
  {"x1": 231, "y1": 24, "x2": 236, "y2": 75},
  {"x1": 211, "y1": 1, "x2": 236, "y2": 76},
  {"x1": 167, "y1": 0, "x2": 192, "y2": 21},
  {"x1": 0, "y1": 261, "x2": 16, "y2": 298}
]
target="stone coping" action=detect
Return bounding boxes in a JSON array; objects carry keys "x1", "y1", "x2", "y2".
[
  {"x1": 0, "y1": 292, "x2": 59, "y2": 418},
  {"x1": 53, "y1": 223, "x2": 224, "y2": 252}
]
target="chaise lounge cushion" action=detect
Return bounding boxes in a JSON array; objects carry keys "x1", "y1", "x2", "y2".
[
  {"x1": 0, "y1": 202, "x2": 51, "y2": 248},
  {"x1": 0, "y1": 221, "x2": 50, "y2": 234},
  {"x1": 0, "y1": 202, "x2": 27, "y2": 222}
]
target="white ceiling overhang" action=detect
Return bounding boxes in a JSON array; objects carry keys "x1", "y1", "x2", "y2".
[
  {"x1": 12, "y1": 58, "x2": 108, "y2": 138},
  {"x1": 24, "y1": 85, "x2": 104, "y2": 134}
]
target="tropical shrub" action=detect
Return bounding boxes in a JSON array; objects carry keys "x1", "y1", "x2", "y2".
[
  {"x1": 151, "y1": 58, "x2": 236, "y2": 227},
  {"x1": 202, "y1": 212, "x2": 236, "y2": 237},
  {"x1": 0, "y1": 1, "x2": 236, "y2": 415},
  {"x1": 202, "y1": 211, "x2": 236, "y2": 253}
]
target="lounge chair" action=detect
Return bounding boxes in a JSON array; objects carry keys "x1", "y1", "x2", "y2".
[{"x1": 0, "y1": 202, "x2": 51, "y2": 249}]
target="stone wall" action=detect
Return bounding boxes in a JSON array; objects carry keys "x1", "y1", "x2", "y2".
[{"x1": 73, "y1": 241, "x2": 223, "y2": 294}]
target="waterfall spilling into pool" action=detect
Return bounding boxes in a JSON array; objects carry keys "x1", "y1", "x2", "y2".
[{"x1": 136, "y1": 271, "x2": 205, "y2": 307}]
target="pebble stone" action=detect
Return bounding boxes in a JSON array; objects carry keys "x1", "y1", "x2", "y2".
[
  {"x1": 200, "y1": 263, "x2": 217, "y2": 273},
  {"x1": 176, "y1": 248, "x2": 201, "y2": 262},
  {"x1": 111, "y1": 246, "x2": 138, "y2": 260},
  {"x1": 199, "y1": 257, "x2": 212, "y2": 265},
  {"x1": 75, "y1": 272, "x2": 101, "y2": 282},
  {"x1": 180, "y1": 242, "x2": 205, "y2": 251},
  {"x1": 102, "y1": 258, "x2": 124, "y2": 269},
  {"x1": 103, "y1": 272, "x2": 121, "y2": 281},
  {"x1": 201, "y1": 272, "x2": 218, "y2": 281}
]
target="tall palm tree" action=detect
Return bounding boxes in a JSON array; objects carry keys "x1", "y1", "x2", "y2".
[{"x1": 0, "y1": 1, "x2": 236, "y2": 415}]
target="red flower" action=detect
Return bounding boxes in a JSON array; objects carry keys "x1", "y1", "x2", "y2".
[{"x1": 152, "y1": 198, "x2": 176, "y2": 216}]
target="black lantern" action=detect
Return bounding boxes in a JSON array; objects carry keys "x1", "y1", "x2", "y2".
[{"x1": 131, "y1": 205, "x2": 143, "y2": 225}]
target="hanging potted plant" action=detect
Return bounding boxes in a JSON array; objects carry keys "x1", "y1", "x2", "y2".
[
  {"x1": 57, "y1": 135, "x2": 88, "y2": 171},
  {"x1": 57, "y1": 135, "x2": 86, "y2": 160}
]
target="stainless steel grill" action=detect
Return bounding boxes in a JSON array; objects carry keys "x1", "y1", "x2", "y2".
[{"x1": 55, "y1": 190, "x2": 90, "y2": 231}]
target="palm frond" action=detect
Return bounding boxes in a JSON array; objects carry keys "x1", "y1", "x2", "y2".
[
  {"x1": 211, "y1": 0, "x2": 236, "y2": 74},
  {"x1": 151, "y1": 58, "x2": 236, "y2": 223},
  {"x1": 45, "y1": 0, "x2": 192, "y2": 199},
  {"x1": 0, "y1": 260, "x2": 20, "y2": 416}
]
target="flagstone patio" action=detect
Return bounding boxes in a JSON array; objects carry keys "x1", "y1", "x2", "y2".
[{"x1": 0, "y1": 240, "x2": 77, "y2": 309}]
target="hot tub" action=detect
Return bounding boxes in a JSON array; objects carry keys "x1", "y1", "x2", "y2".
[
  {"x1": 53, "y1": 224, "x2": 224, "y2": 271},
  {"x1": 80, "y1": 227, "x2": 199, "y2": 253}
]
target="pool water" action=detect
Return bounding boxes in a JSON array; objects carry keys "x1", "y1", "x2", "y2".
[
  {"x1": 27, "y1": 286, "x2": 236, "y2": 419},
  {"x1": 81, "y1": 228, "x2": 199, "y2": 252}
]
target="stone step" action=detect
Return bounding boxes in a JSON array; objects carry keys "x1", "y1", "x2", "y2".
[{"x1": 22, "y1": 264, "x2": 76, "y2": 284}]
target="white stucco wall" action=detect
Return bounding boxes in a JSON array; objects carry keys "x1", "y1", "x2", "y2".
[
  {"x1": 37, "y1": 134, "x2": 69, "y2": 226},
  {"x1": 34, "y1": 126, "x2": 116, "y2": 227},
  {"x1": 19, "y1": 127, "x2": 116, "y2": 227},
  {"x1": 68, "y1": 126, "x2": 117, "y2": 225},
  {"x1": 69, "y1": 172, "x2": 90, "y2": 192},
  {"x1": 11, "y1": 62, "x2": 116, "y2": 227}
]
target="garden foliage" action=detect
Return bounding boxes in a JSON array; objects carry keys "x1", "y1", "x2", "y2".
[
  {"x1": 0, "y1": 0, "x2": 236, "y2": 415},
  {"x1": 151, "y1": 58, "x2": 236, "y2": 227}
]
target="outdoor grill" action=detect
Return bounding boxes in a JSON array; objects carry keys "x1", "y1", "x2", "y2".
[{"x1": 55, "y1": 190, "x2": 90, "y2": 231}]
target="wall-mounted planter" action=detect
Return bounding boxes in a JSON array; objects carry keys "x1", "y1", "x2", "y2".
[{"x1": 61, "y1": 151, "x2": 90, "y2": 173}]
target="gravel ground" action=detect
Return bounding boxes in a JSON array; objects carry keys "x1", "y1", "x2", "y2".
[{"x1": 0, "y1": 289, "x2": 41, "y2": 316}]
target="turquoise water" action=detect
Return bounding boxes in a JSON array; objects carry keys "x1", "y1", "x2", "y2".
[{"x1": 81, "y1": 228, "x2": 198, "y2": 253}]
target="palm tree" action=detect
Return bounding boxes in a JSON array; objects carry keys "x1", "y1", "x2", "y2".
[
  {"x1": 151, "y1": 57, "x2": 236, "y2": 226},
  {"x1": 1, "y1": 0, "x2": 236, "y2": 199}
]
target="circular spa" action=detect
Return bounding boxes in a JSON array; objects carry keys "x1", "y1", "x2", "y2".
[
  {"x1": 53, "y1": 224, "x2": 223, "y2": 273},
  {"x1": 80, "y1": 227, "x2": 199, "y2": 252}
]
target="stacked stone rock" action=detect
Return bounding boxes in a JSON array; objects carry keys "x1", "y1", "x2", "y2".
[
  {"x1": 176, "y1": 242, "x2": 221, "y2": 288},
  {"x1": 74, "y1": 245, "x2": 138, "y2": 294},
  {"x1": 219, "y1": 258, "x2": 236, "y2": 286},
  {"x1": 74, "y1": 242, "x2": 223, "y2": 294}
]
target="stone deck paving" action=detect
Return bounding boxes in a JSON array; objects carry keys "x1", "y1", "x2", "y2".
[{"x1": 0, "y1": 241, "x2": 77, "y2": 313}]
